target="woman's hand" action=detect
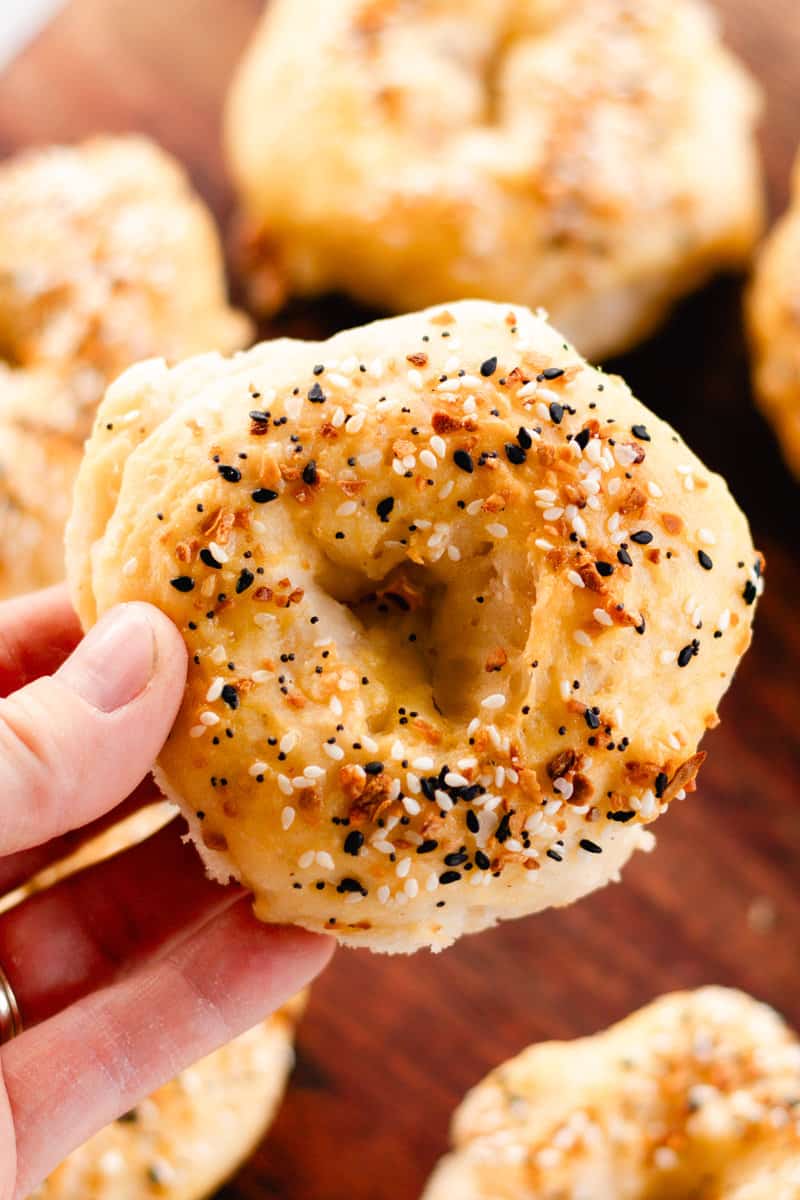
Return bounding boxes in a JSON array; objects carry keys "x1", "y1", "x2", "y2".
[{"x1": 0, "y1": 586, "x2": 333, "y2": 1200}]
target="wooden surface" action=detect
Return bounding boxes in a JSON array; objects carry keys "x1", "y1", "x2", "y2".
[{"x1": 2, "y1": 2, "x2": 800, "y2": 1196}]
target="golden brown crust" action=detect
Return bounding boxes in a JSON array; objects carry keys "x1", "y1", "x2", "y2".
[
  {"x1": 748, "y1": 152, "x2": 800, "y2": 478},
  {"x1": 423, "y1": 988, "x2": 800, "y2": 1199},
  {"x1": 227, "y1": 0, "x2": 763, "y2": 359},
  {"x1": 0, "y1": 136, "x2": 250, "y2": 600},
  {"x1": 67, "y1": 300, "x2": 759, "y2": 953}
]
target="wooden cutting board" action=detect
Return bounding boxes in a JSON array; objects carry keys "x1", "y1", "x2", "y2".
[{"x1": 2, "y1": 2, "x2": 800, "y2": 1197}]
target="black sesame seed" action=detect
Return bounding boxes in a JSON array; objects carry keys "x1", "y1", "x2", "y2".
[
  {"x1": 607, "y1": 810, "x2": 635, "y2": 823},
  {"x1": 480, "y1": 356, "x2": 497, "y2": 377},
  {"x1": 337, "y1": 877, "x2": 366, "y2": 895},
  {"x1": 743, "y1": 580, "x2": 757, "y2": 605},
  {"x1": 540, "y1": 367, "x2": 564, "y2": 380},
  {"x1": 697, "y1": 550, "x2": 713, "y2": 571},
  {"x1": 416, "y1": 839, "x2": 439, "y2": 855},
  {"x1": 302, "y1": 460, "x2": 318, "y2": 486},
  {"x1": 474, "y1": 850, "x2": 491, "y2": 870},
  {"x1": 584, "y1": 708, "x2": 601, "y2": 730},
  {"x1": 466, "y1": 809, "x2": 480, "y2": 834},
  {"x1": 574, "y1": 428, "x2": 590, "y2": 451},
  {"x1": 439, "y1": 870, "x2": 461, "y2": 885},
  {"x1": 595, "y1": 561, "x2": 614, "y2": 577},
  {"x1": 677, "y1": 642, "x2": 698, "y2": 668},
  {"x1": 308, "y1": 382, "x2": 326, "y2": 403},
  {"x1": 453, "y1": 449, "x2": 474, "y2": 473},
  {"x1": 630, "y1": 530, "x2": 653, "y2": 545},
  {"x1": 549, "y1": 401, "x2": 564, "y2": 424},
  {"x1": 343, "y1": 830, "x2": 365, "y2": 856},
  {"x1": 631, "y1": 424, "x2": 651, "y2": 441},
  {"x1": 252, "y1": 488, "x2": 278, "y2": 504},
  {"x1": 217, "y1": 465, "x2": 242, "y2": 483},
  {"x1": 579, "y1": 838, "x2": 602, "y2": 854},
  {"x1": 655, "y1": 771, "x2": 669, "y2": 798},
  {"x1": 444, "y1": 851, "x2": 469, "y2": 867},
  {"x1": 517, "y1": 426, "x2": 532, "y2": 450},
  {"x1": 221, "y1": 684, "x2": 239, "y2": 709},
  {"x1": 376, "y1": 496, "x2": 394, "y2": 522},
  {"x1": 495, "y1": 811, "x2": 514, "y2": 843},
  {"x1": 546, "y1": 849, "x2": 563, "y2": 862},
  {"x1": 617, "y1": 547, "x2": 633, "y2": 566},
  {"x1": 170, "y1": 576, "x2": 194, "y2": 593},
  {"x1": 236, "y1": 568, "x2": 255, "y2": 594},
  {"x1": 505, "y1": 442, "x2": 526, "y2": 465},
  {"x1": 364, "y1": 761, "x2": 384, "y2": 775}
]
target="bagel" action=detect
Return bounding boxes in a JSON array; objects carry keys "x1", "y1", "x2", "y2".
[
  {"x1": 0, "y1": 136, "x2": 250, "y2": 599},
  {"x1": 422, "y1": 988, "x2": 800, "y2": 1199},
  {"x1": 66, "y1": 300, "x2": 760, "y2": 954},
  {"x1": 226, "y1": 0, "x2": 763, "y2": 360},
  {"x1": 0, "y1": 809, "x2": 306, "y2": 1200},
  {"x1": 747, "y1": 150, "x2": 800, "y2": 478}
]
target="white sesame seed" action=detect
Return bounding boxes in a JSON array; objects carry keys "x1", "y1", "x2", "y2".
[
  {"x1": 329, "y1": 695, "x2": 343, "y2": 717},
  {"x1": 445, "y1": 772, "x2": 469, "y2": 788},
  {"x1": 535, "y1": 488, "x2": 557, "y2": 503},
  {"x1": 486, "y1": 523, "x2": 508, "y2": 538},
  {"x1": 572, "y1": 515, "x2": 587, "y2": 538},
  {"x1": 402, "y1": 796, "x2": 421, "y2": 816},
  {"x1": 362, "y1": 735, "x2": 379, "y2": 753},
  {"x1": 607, "y1": 477, "x2": 621, "y2": 496},
  {"x1": 698, "y1": 527, "x2": 716, "y2": 545},
  {"x1": 337, "y1": 500, "x2": 358, "y2": 517},
  {"x1": 419, "y1": 449, "x2": 438, "y2": 470},
  {"x1": 396, "y1": 857, "x2": 411, "y2": 878},
  {"x1": 324, "y1": 743, "x2": 345, "y2": 761},
  {"x1": 281, "y1": 806, "x2": 295, "y2": 830},
  {"x1": 189, "y1": 725, "x2": 206, "y2": 738},
  {"x1": 439, "y1": 480, "x2": 454, "y2": 499},
  {"x1": 316, "y1": 851, "x2": 335, "y2": 870},
  {"x1": 593, "y1": 608, "x2": 613, "y2": 627},
  {"x1": 123, "y1": 556, "x2": 138, "y2": 577},
  {"x1": 298, "y1": 850, "x2": 315, "y2": 869},
  {"x1": 467, "y1": 717, "x2": 481, "y2": 736},
  {"x1": 406, "y1": 772, "x2": 421, "y2": 794},
  {"x1": 435, "y1": 790, "x2": 453, "y2": 811},
  {"x1": 648, "y1": 481, "x2": 663, "y2": 498},
  {"x1": 659, "y1": 649, "x2": 674, "y2": 665},
  {"x1": 199, "y1": 711, "x2": 219, "y2": 726},
  {"x1": 426, "y1": 872, "x2": 439, "y2": 892},
  {"x1": 347, "y1": 411, "x2": 366, "y2": 434},
  {"x1": 535, "y1": 538, "x2": 554, "y2": 551},
  {"x1": 466, "y1": 499, "x2": 483, "y2": 516},
  {"x1": 481, "y1": 693, "x2": 506, "y2": 710},
  {"x1": 407, "y1": 369, "x2": 423, "y2": 389},
  {"x1": 567, "y1": 570, "x2": 585, "y2": 589},
  {"x1": 377, "y1": 885, "x2": 390, "y2": 904},
  {"x1": 412, "y1": 756, "x2": 435, "y2": 770},
  {"x1": 574, "y1": 630, "x2": 592, "y2": 647},
  {"x1": 332, "y1": 406, "x2": 346, "y2": 428},
  {"x1": 553, "y1": 777, "x2": 574, "y2": 799},
  {"x1": 304, "y1": 765, "x2": 325, "y2": 780},
  {"x1": 249, "y1": 761, "x2": 267, "y2": 777},
  {"x1": 280, "y1": 731, "x2": 298, "y2": 754},
  {"x1": 205, "y1": 677, "x2": 225, "y2": 702},
  {"x1": 718, "y1": 608, "x2": 730, "y2": 632}
]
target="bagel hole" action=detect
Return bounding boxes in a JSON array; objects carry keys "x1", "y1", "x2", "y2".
[{"x1": 322, "y1": 547, "x2": 535, "y2": 723}]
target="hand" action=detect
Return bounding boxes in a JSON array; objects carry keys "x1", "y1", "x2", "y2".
[{"x1": 0, "y1": 586, "x2": 333, "y2": 1200}]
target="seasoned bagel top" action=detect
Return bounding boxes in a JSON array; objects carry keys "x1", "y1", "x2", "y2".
[
  {"x1": 67, "y1": 301, "x2": 759, "y2": 952},
  {"x1": 227, "y1": 0, "x2": 763, "y2": 358},
  {"x1": 423, "y1": 988, "x2": 800, "y2": 1199}
]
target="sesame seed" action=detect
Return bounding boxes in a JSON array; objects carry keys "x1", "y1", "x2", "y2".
[
  {"x1": 480, "y1": 693, "x2": 506, "y2": 710},
  {"x1": 453, "y1": 449, "x2": 474, "y2": 473}
]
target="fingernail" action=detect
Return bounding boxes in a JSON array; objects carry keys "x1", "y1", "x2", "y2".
[{"x1": 57, "y1": 606, "x2": 157, "y2": 712}]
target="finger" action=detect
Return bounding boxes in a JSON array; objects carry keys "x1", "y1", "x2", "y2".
[
  {"x1": 3, "y1": 902, "x2": 334, "y2": 1198},
  {"x1": 0, "y1": 602, "x2": 187, "y2": 856},
  {"x1": 0, "y1": 777, "x2": 164, "y2": 899},
  {"x1": 0, "y1": 818, "x2": 243, "y2": 1026},
  {"x1": 0, "y1": 585, "x2": 82, "y2": 699}
]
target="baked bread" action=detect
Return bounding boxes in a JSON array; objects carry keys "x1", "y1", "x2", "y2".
[
  {"x1": 0, "y1": 808, "x2": 305, "y2": 1200},
  {"x1": 423, "y1": 988, "x2": 800, "y2": 1199},
  {"x1": 30, "y1": 999, "x2": 304, "y2": 1200},
  {"x1": 226, "y1": 0, "x2": 763, "y2": 359},
  {"x1": 66, "y1": 300, "x2": 760, "y2": 953},
  {"x1": 748, "y1": 150, "x2": 800, "y2": 477},
  {"x1": 0, "y1": 136, "x2": 250, "y2": 599}
]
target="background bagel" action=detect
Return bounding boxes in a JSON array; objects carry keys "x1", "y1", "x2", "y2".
[
  {"x1": 422, "y1": 987, "x2": 800, "y2": 1199},
  {"x1": 0, "y1": 135, "x2": 251, "y2": 600},
  {"x1": 0, "y1": 808, "x2": 306, "y2": 1200},
  {"x1": 226, "y1": 0, "x2": 763, "y2": 360},
  {"x1": 66, "y1": 300, "x2": 759, "y2": 953},
  {"x1": 747, "y1": 149, "x2": 800, "y2": 479}
]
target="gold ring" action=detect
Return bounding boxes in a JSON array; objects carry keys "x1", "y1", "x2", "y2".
[{"x1": 0, "y1": 962, "x2": 22, "y2": 1044}]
